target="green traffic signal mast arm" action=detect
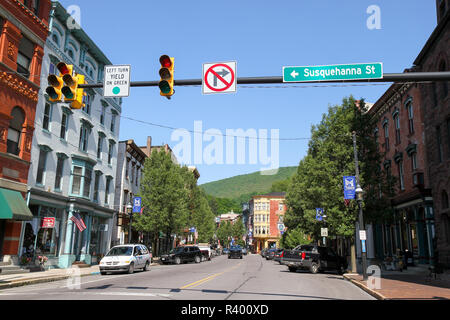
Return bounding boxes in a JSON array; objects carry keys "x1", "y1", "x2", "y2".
[{"x1": 77, "y1": 71, "x2": 450, "y2": 89}]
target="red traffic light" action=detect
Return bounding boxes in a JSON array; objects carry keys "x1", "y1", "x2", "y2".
[
  {"x1": 159, "y1": 55, "x2": 172, "y2": 68},
  {"x1": 57, "y1": 62, "x2": 71, "y2": 75}
]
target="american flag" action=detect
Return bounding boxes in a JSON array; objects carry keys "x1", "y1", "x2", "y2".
[{"x1": 70, "y1": 212, "x2": 87, "y2": 232}]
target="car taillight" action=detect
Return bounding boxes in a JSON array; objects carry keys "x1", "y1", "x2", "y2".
[
  {"x1": 301, "y1": 252, "x2": 306, "y2": 260},
  {"x1": 281, "y1": 251, "x2": 284, "y2": 258}
]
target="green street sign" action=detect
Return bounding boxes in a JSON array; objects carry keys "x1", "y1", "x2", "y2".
[{"x1": 283, "y1": 62, "x2": 383, "y2": 82}]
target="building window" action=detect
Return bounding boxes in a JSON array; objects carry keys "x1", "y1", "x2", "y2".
[
  {"x1": 93, "y1": 173, "x2": 101, "y2": 203},
  {"x1": 110, "y1": 113, "x2": 116, "y2": 133},
  {"x1": 60, "y1": 112, "x2": 68, "y2": 140},
  {"x1": 437, "y1": 126, "x2": 443, "y2": 163},
  {"x1": 49, "y1": 62, "x2": 56, "y2": 74},
  {"x1": 131, "y1": 162, "x2": 135, "y2": 183},
  {"x1": 108, "y1": 141, "x2": 114, "y2": 165},
  {"x1": 443, "y1": 190, "x2": 449, "y2": 210},
  {"x1": 411, "y1": 152, "x2": 418, "y2": 171},
  {"x1": 42, "y1": 103, "x2": 52, "y2": 131},
  {"x1": 383, "y1": 122, "x2": 389, "y2": 152},
  {"x1": 83, "y1": 95, "x2": 92, "y2": 115},
  {"x1": 68, "y1": 49, "x2": 74, "y2": 61},
  {"x1": 97, "y1": 136, "x2": 103, "y2": 159},
  {"x1": 17, "y1": 36, "x2": 34, "y2": 78},
  {"x1": 79, "y1": 125, "x2": 90, "y2": 152},
  {"x1": 36, "y1": 149, "x2": 48, "y2": 185},
  {"x1": 394, "y1": 113, "x2": 401, "y2": 145},
  {"x1": 70, "y1": 161, "x2": 93, "y2": 198},
  {"x1": 105, "y1": 177, "x2": 112, "y2": 204},
  {"x1": 54, "y1": 156, "x2": 65, "y2": 190},
  {"x1": 126, "y1": 158, "x2": 130, "y2": 179},
  {"x1": 7, "y1": 107, "x2": 25, "y2": 156},
  {"x1": 51, "y1": 34, "x2": 59, "y2": 46},
  {"x1": 136, "y1": 167, "x2": 139, "y2": 186},
  {"x1": 406, "y1": 101, "x2": 414, "y2": 134},
  {"x1": 398, "y1": 161, "x2": 405, "y2": 191},
  {"x1": 100, "y1": 106, "x2": 106, "y2": 125}
]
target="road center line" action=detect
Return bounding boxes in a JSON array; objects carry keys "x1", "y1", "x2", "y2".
[{"x1": 179, "y1": 262, "x2": 243, "y2": 289}]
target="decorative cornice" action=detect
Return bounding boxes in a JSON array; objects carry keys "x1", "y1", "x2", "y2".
[
  {"x1": 12, "y1": 0, "x2": 50, "y2": 32},
  {"x1": 373, "y1": 82, "x2": 413, "y2": 121},
  {"x1": 0, "y1": 70, "x2": 39, "y2": 102}
]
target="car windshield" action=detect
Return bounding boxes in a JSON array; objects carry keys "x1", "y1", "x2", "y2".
[
  {"x1": 106, "y1": 246, "x2": 133, "y2": 256},
  {"x1": 230, "y1": 245, "x2": 241, "y2": 250},
  {"x1": 169, "y1": 247, "x2": 184, "y2": 254}
]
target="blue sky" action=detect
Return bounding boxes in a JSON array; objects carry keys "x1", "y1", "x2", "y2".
[{"x1": 59, "y1": 0, "x2": 436, "y2": 184}]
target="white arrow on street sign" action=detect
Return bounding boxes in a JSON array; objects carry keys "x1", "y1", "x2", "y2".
[{"x1": 290, "y1": 70, "x2": 299, "y2": 78}]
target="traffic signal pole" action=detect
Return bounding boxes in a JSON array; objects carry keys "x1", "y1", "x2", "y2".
[{"x1": 77, "y1": 71, "x2": 450, "y2": 89}]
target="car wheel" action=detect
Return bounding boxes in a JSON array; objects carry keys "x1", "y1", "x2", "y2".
[
  {"x1": 337, "y1": 265, "x2": 345, "y2": 275},
  {"x1": 100, "y1": 271, "x2": 107, "y2": 275},
  {"x1": 310, "y1": 262, "x2": 319, "y2": 274},
  {"x1": 144, "y1": 261, "x2": 150, "y2": 271},
  {"x1": 288, "y1": 266, "x2": 297, "y2": 272},
  {"x1": 195, "y1": 255, "x2": 201, "y2": 263},
  {"x1": 240, "y1": 256, "x2": 243, "y2": 259},
  {"x1": 175, "y1": 257, "x2": 181, "y2": 265},
  {"x1": 128, "y1": 263, "x2": 134, "y2": 274}
]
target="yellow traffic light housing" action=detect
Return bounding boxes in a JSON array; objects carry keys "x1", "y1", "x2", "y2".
[
  {"x1": 70, "y1": 74, "x2": 86, "y2": 109},
  {"x1": 46, "y1": 74, "x2": 63, "y2": 102},
  {"x1": 159, "y1": 55, "x2": 174, "y2": 98}
]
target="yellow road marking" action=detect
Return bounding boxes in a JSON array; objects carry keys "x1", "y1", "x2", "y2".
[{"x1": 180, "y1": 262, "x2": 243, "y2": 289}]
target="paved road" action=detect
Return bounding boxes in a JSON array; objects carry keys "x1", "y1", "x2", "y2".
[{"x1": 0, "y1": 254, "x2": 374, "y2": 300}]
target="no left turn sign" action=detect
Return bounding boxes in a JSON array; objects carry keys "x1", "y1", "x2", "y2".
[{"x1": 202, "y1": 61, "x2": 236, "y2": 94}]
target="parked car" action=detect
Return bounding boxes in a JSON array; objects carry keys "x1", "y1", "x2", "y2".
[
  {"x1": 197, "y1": 244, "x2": 213, "y2": 261},
  {"x1": 228, "y1": 245, "x2": 243, "y2": 259},
  {"x1": 160, "y1": 245, "x2": 202, "y2": 265},
  {"x1": 223, "y1": 247, "x2": 230, "y2": 255},
  {"x1": 273, "y1": 249, "x2": 284, "y2": 264},
  {"x1": 260, "y1": 248, "x2": 268, "y2": 257},
  {"x1": 99, "y1": 244, "x2": 151, "y2": 275},
  {"x1": 281, "y1": 244, "x2": 347, "y2": 274},
  {"x1": 265, "y1": 248, "x2": 278, "y2": 260}
]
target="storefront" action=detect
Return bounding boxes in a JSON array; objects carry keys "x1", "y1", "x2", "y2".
[{"x1": 24, "y1": 190, "x2": 115, "y2": 269}]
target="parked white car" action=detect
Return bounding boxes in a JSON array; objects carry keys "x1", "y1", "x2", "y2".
[
  {"x1": 99, "y1": 244, "x2": 151, "y2": 275},
  {"x1": 198, "y1": 244, "x2": 213, "y2": 261}
]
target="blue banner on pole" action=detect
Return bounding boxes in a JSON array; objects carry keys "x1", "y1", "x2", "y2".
[
  {"x1": 343, "y1": 176, "x2": 356, "y2": 199},
  {"x1": 316, "y1": 208, "x2": 323, "y2": 221},
  {"x1": 132, "y1": 197, "x2": 142, "y2": 213},
  {"x1": 361, "y1": 240, "x2": 366, "y2": 253}
]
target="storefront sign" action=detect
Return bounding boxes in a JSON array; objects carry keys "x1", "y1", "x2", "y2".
[{"x1": 41, "y1": 217, "x2": 55, "y2": 228}]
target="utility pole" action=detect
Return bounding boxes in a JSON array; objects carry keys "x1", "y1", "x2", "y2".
[{"x1": 352, "y1": 131, "x2": 368, "y2": 281}]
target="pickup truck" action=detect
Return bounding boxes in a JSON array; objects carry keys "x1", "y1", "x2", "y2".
[{"x1": 280, "y1": 244, "x2": 347, "y2": 274}]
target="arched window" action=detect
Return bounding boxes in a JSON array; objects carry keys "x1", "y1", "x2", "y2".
[
  {"x1": 7, "y1": 107, "x2": 25, "y2": 155},
  {"x1": 442, "y1": 214, "x2": 450, "y2": 245},
  {"x1": 51, "y1": 33, "x2": 60, "y2": 46},
  {"x1": 68, "y1": 49, "x2": 74, "y2": 60},
  {"x1": 442, "y1": 190, "x2": 449, "y2": 210}
]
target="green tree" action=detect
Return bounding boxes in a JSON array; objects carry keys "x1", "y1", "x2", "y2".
[
  {"x1": 231, "y1": 216, "x2": 245, "y2": 245},
  {"x1": 216, "y1": 220, "x2": 232, "y2": 247},
  {"x1": 280, "y1": 227, "x2": 312, "y2": 249},
  {"x1": 270, "y1": 178, "x2": 292, "y2": 193},
  {"x1": 133, "y1": 150, "x2": 189, "y2": 254},
  {"x1": 284, "y1": 97, "x2": 392, "y2": 243}
]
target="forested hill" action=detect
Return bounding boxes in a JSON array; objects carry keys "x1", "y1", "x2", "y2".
[{"x1": 200, "y1": 166, "x2": 297, "y2": 200}]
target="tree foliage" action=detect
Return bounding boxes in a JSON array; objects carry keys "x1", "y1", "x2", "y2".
[{"x1": 284, "y1": 97, "x2": 393, "y2": 241}]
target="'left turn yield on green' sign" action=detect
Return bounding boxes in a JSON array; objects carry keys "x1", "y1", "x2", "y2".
[{"x1": 103, "y1": 65, "x2": 131, "y2": 97}]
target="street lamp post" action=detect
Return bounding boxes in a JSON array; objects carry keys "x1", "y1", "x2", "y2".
[
  {"x1": 126, "y1": 202, "x2": 133, "y2": 244},
  {"x1": 352, "y1": 131, "x2": 368, "y2": 281}
]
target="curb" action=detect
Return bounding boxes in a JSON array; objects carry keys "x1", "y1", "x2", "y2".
[{"x1": 343, "y1": 274, "x2": 387, "y2": 300}]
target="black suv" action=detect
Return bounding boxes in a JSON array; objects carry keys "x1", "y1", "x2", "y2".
[{"x1": 160, "y1": 245, "x2": 202, "y2": 264}]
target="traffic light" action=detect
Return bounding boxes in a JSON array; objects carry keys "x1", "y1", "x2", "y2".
[
  {"x1": 158, "y1": 55, "x2": 174, "y2": 98},
  {"x1": 69, "y1": 74, "x2": 86, "y2": 109},
  {"x1": 45, "y1": 73, "x2": 63, "y2": 102}
]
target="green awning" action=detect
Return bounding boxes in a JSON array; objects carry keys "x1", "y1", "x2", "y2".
[{"x1": 0, "y1": 188, "x2": 33, "y2": 221}]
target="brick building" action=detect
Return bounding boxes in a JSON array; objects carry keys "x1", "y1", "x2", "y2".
[
  {"x1": 249, "y1": 192, "x2": 286, "y2": 252},
  {"x1": 368, "y1": 0, "x2": 449, "y2": 266},
  {"x1": 0, "y1": 0, "x2": 51, "y2": 263},
  {"x1": 415, "y1": 0, "x2": 450, "y2": 266}
]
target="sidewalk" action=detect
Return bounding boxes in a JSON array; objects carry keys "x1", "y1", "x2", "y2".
[
  {"x1": 344, "y1": 267, "x2": 450, "y2": 300},
  {"x1": 0, "y1": 260, "x2": 161, "y2": 290}
]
